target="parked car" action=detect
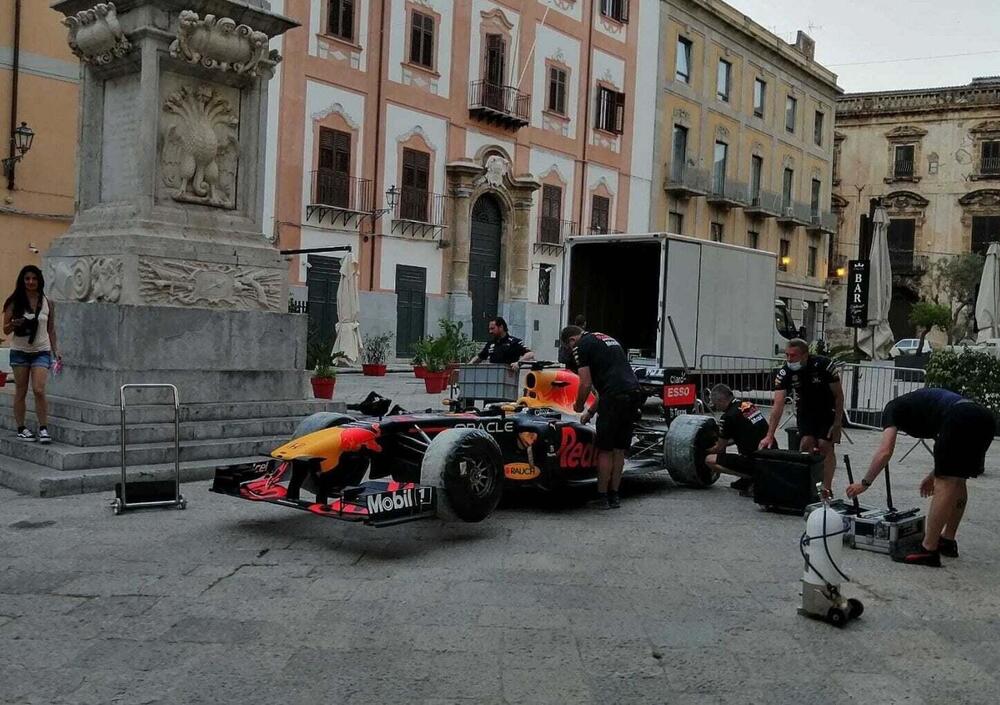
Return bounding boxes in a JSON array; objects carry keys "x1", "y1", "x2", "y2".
[{"x1": 889, "y1": 338, "x2": 933, "y2": 358}]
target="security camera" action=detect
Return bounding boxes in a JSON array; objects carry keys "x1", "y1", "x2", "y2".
[{"x1": 28, "y1": 244, "x2": 39, "y2": 254}]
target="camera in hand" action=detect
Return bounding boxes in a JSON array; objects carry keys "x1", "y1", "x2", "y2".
[{"x1": 13, "y1": 316, "x2": 38, "y2": 340}]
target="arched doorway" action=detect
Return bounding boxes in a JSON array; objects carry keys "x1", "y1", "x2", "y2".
[{"x1": 469, "y1": 194, "x2": 503, "y2": 340}]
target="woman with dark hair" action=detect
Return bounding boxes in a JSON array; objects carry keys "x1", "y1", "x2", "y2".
[{"x1": 2, "y1": 265, "x2": 60, "y2": 443}]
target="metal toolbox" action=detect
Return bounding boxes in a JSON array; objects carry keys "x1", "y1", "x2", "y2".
[{"x1": 849, "y1": 508, "x2": 925, "y2": 555}]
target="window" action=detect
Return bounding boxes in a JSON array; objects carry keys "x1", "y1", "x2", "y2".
[
  {"x1": 676, "y1": 37, "x2": 693, "y2": 83},
  {"x1": 538, "y1": 264, "x2": 552, "y2": 305},
  {"x1": 982, "y1": 140, "x2": 1000, "y2": 175},
  {"x1": 810, "y1": 179, "x2": 821, "y2": 218},
  {"x1": 547, "y1": 66, "x2": 567, "y2": 115},
  {"x1": 888, "y1": 218, "x2": 916, "y2": 272},
  {"x1": 808, "y1": 246, "x2": 818, "y2": 277},
  {"x1": 750, "y1": 155, "x2": 763, "y2": 204},
  {"x1": 591, "y1": 195, "x2": 610, "y2": 234},
  {"x1": 327, "y1": 0, "x2": 354, "y2": 41},
  {"x1": 785, "y1": 95, "x2": 797, "y2": 133},
  {"x1": 779, "y1": 239, "x2": 791, "y2": 272},
  {"x1": 670, "y1": 125, "x2": 688, "y2": 181},
  {"x1": 540, "y1": 185, "x2": 563, "y2": 244},
  {"x1": 748, "y1": 230, "x2": 759, "y2": 249},
  {"x1": 894, "y1": 144, "x2": 915, "y2": 178},
  {"x1": 710, "y1": 222, "x2": 724, "y2": 242},
  {"x1": 712, "y1": 141, "x2": 728, "y2": 194},
  {"x1": 814, "y1": 111, "x2": 824, "y2": 147},
  {"x1": 409, "y1": 11, "x2": 434, "y2": 68},
  {"x1": 782, "y1": 168, "x2": 794, "y2": 210},
  {"x1": 669, "y1": 211, "x2": 683, "y2": 234},
  {"x1": 600, "y1": 0, "x2": 629, "y2": 23},
  {"x1": 753, "y1": 79, "x2": 766, "y2": 118},
  {"x1": 595, "y1": 86, "x2": 625, "y2": 134},
  {"x1": 400, "y1": 147, "x2": 430, "y2": 221},
  {"x1": 973, "y1": 215, "x2": 1000, "y2": 254},
  {"x1": 716, "y1": 60, "x2": 731, "y2": 102},
  {"x1": 482, "y1": 34, "x2": 507, "y2": 110},
  {"x1": 317, "y1": 127, "x2": 351, "y2": 207}
]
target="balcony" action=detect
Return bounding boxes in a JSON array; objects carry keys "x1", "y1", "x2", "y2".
[
  {"x1": 706, "y1": 179, "x2": 747, "y2": 209},
  {"x1": 776, "y1": 201, "x2": 812, "y2": 227},
  {"x1": 391, "y1": 188, "x2": 449, "y2": 239},
  {"x1": 664, "y1": 164, "x2": 709, "y2": 198},
  {"x1": 806, "y1": 211, "x2": 837, "y2": 234},
  {"x1": 744, "y1": 190, "x2": 781, "y2": 218},
  {"x1": 536, "y1": 216, "x2": 578, "y2": 254},
  {"x1": 979, "y1": 156, "x2": 1000, "y2": 178},
  {"x1": 306, "y1": 171, "x2": 374, "y2": 227},
  {"x1": 889, "y1": 250, "x2": 929, "y2": 276},
  {"x1": 886, "y1": 160, "x2": 919, "y2": 184},
  {"x1": 468, "y1": 80, "x2": 530, "y2": 129}
]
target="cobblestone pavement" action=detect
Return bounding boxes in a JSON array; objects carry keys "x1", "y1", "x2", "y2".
[{"x1": 2, "y1": 372, "x2": 999, "y2": 704}]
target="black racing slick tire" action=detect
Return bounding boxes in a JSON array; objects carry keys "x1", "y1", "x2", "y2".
[
  {"x1": 664, "y1": 414, "x2": 720, "y2": 488},
  {"x1": 421, "y1": 429, "x2": 503, "y2": 523},
  {"x1": 292, "y1": 412, "x2": 355, "y2": 439}
]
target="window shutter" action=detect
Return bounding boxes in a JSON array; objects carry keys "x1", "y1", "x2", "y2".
[
  {"x1": 620, "y1": 0, "x2": 629, "y2": 23},
  {"x1": 614, "y1": 91, "x2": 626, "y2": 134}
]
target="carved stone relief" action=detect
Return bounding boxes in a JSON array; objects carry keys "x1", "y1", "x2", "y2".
[
  {"x1": 63, "y1": 2, "x2": 132, "y2": 65},
  {"x1": 138, "y1": 260, "x2": 282, "y2": 310},
  {"x1": 160, "y1": 82, "x2": 239, "y2": 209},
  {"x1": 170, "y1": 11, "x2": 276, "y2": 77},
  {"x1": 49, "y1": 257, "x2": 123, "y2": 303},
  {"x1": 483, "y1": 155, "x2": 510, "y2": 189}
]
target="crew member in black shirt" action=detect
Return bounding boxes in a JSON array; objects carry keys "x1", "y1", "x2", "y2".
[
  {"x1": 760, "y1": 338, "x2": 844, "y2": 498},
  {"x1": 559, "y1": 315, "x2": 587, "y2": 372},
  {"x1": 846, "y1": 387, "x2": 995, "y2": 567},
  {"x1": 562, "y1": 325, "x2": 642, "y2": 509},
  {"x1": 705, "y1": 384, "x2": 768, "y2": 493},
  {"x1": 470, "y1": 317, "x2": 534, "y2": 369}
]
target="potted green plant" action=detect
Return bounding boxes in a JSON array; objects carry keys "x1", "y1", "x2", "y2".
[
  {"x1": 421, "y1": 335, "x2": 453, "y2": 394},
  {"x1": 309, "y1": 339, "x2": 347, "y2": 399},
  {"x1": 411, "y1": 337, "x2": 432, "y2": 379},
  {"x1": 362, "y1": 332, "x2": 392, "y2": 376}
]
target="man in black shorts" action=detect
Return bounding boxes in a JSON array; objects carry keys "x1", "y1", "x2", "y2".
[
  {"x1": 562, "y1": 325, "x2": 642, "y2": 509},
  {"x1": 469, "y1": 317, "x2": 535, "y2": 369},
  {"x1": 846, "y1": 388, "x2": 995, "y2": 567},
  {"x1": 760, "y1": 338, "x2": 844, "y2": 498},
  {"x1": 705, "y1": 384, "x2": 768, "y2": 494}
]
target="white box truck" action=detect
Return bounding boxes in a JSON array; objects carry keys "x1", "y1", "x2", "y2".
[{"x1": 562, "y1": 232, "x2": 797, "y2": 397}]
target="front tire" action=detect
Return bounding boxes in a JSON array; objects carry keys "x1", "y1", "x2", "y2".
[{"x1": 421, "y1": 429, "x2": 503, "y2": 522}]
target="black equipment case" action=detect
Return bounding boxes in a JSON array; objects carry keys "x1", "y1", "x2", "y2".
[{"x1": 752, "y1": 449, "x2": 824, "y2": 514}]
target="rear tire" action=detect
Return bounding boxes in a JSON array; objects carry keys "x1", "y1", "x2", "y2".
[
  {"x1": 664, "y1": 414, "x2": 720, "y2": 488},
  {"x1": 421, "y1": 429, "x2": 503, "y2": 522},
  {"x1": 292, "y1": 412, "x2": 355, "y2": 439}
]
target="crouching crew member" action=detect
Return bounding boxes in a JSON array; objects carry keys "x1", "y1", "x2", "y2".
[
  {"x1": 705, "y1": 384, "x2": 769, "y2": 494},
  {"x1": 470, "y1": 317, "x2": 535, "y2": 369},
  {"x1": 562, "y1": 325, "x2": 642, "y2": 510},
  {"x1": 760, "y1": 338, "x2": 844, "y2": 498},
  {"x1": 846, "y1": 388, "x2": 995, "y2": 567}
]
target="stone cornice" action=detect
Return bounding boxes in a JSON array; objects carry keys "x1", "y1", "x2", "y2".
[{"x1": 837, "y1": 81, "x2": 1000, "y2": 118}]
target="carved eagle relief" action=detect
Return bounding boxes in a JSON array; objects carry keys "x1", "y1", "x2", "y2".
[
  {"x1": 160, "y1": 84, "x2": 239, "y2": 209},
  {"x1": 138, "y1": 259, "x2": 282, "y2": 310}
]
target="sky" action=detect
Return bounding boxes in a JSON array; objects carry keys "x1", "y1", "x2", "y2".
[{"x1": 725, "y1": 0, "x2": 1000, "y2": 93}]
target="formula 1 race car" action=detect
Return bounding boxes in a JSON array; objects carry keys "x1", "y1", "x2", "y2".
[{"x1": 211, "y1": 364, "x2": 721, "y2": 527}]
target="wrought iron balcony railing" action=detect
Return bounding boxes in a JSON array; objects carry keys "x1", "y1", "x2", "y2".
[
  {"x1": 893, "y1": 160, "x2": 915, "y2": 179},
  {"x1": 306, "y1": 171, "x2": 374, "y2": 226},
  {"x1": 981, "y1": 156, "x2": 1000, "y2": 175},
  {"x1": 665, "y1": 163, "x2": 709, "y2": 197},
  {"x1": 745, "y1": 190, "x2": 781, "y2": 217},
  {"x1": 469, "y1": 80, "x2": 530, "y2": 128},
  {"x1": 538, "y1": 216, "x2": 578, "y2": 245}
]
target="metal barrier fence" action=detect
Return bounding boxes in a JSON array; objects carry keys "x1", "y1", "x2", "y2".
[{"x1": 695, "y1": 354, "x2": 927, "y2": 430}]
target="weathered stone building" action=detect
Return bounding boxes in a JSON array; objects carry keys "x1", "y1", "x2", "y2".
[
  {"x1": 651, "y1": 0, "x2": 841, "y2": 340},
  {"x1": 828, "y1": 77, "x2": 1000, "y2": 345}
]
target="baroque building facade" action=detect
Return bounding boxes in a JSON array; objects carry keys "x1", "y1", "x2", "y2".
[
  {"x1": 650, "y1": 0, "x2": 840, "y2": 341},
  {"x1": 827, "y1": 77, "x2": 1000, "y2": 345},
  {"x1": 266, "y1": 0, "x2": 660, "y2": 359}
]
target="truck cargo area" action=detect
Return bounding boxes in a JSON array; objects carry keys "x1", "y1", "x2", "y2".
[{"x1": 567, "y1": 240, "x2": 661, "y2": 357}]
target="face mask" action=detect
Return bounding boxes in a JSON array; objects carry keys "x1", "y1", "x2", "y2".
[{"x1": 787, "y1": 361, "x2": 803, "y2": 371}]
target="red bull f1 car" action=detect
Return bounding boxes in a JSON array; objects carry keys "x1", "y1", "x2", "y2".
[{"x1": 211, "y1": 364, "x2": 721, "y2": 527}]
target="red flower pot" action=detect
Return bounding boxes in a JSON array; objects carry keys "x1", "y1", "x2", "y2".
[
  {"x1": 310, "y1": 376, "x2": 336, "y2": 399},
  {"x1": 423, "y1": 371, "x2": 450, "y2": 394},
  {"x1": 0, "y1": 371, "x2": 6, "y2": 387},
  {"x1": 362, "y1": 364, "x2": 387, "y2": 376},
  {"x1": 413, "y1": 365, "x2": 427, "y2": 379}
]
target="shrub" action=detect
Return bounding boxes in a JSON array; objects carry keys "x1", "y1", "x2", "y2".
[
  {"x1": 925, "y1": 348, "x2": 1000, "y2": 414},
  {"x1": 362, "y1": 333, "x2": 393, "y2": 365}
]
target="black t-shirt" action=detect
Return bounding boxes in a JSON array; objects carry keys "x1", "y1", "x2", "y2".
[
  {"x1": 573, "y1": 332, "x2": 640, "y2": 396},
  {"x1": 558, "y1": 344, "x2": 578, "y2": 373},
  {"x1": 774, "y1": 355, "x2": 838, "y2": 414},
  {"x1": 719, "y1": 398, "x2": 769, "y2": 455},
  {"x1": 478, "y1": 334, "x2": 529, "y2": 364},
  {"x1": 882, "y1": 387, "x2": 965, "y2": 438}
]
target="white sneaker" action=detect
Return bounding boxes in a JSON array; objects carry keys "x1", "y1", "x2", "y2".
[
  {"x1": 37, "y1": 428, "x2": 51, "y2": 444},
  {"x1": 16, "y1": 428, "x2": 36, "y2": 442}
]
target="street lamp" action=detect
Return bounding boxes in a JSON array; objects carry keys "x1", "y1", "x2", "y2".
[
  {"x1": 3, "y1": 121, "x2": 36, "y2": 186},
  {"x1": 385, "y1": 184, "x2": 400, "y2": 210}
]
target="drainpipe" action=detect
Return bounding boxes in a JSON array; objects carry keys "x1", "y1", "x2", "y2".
[
  {"x1": 7, "y1": 0, "x2": 22, "y2": 191},
  {"x1": 368, "y1": 0, "x2": 389, "y2": 291},
  {"x1": 574, "y1": 0, "x2": 597, "y2": 231}
]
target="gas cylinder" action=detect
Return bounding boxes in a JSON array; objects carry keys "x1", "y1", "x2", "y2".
[{"x1": 803, "y1": 502, "x2": 846, "y2": 587}]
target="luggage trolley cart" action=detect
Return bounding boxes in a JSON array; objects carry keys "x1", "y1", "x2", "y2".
[{"x1": 112, "y1": 383, "x2": 186, "y2": 515}]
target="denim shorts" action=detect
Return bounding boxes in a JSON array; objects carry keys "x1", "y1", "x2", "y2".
[{"x1": 9, "y1": 350, "x2": 52, "y2": 369}]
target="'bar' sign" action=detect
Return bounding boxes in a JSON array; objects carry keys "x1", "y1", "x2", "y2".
[{"x1": 846, "y1": 260, "x2": 870, "y2": 328}]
